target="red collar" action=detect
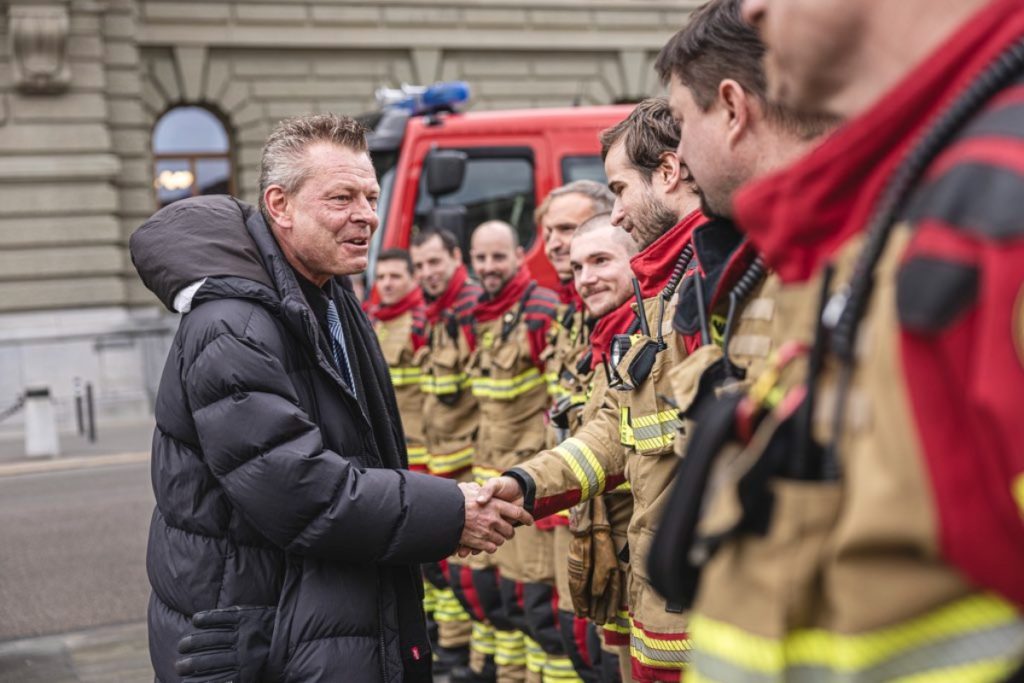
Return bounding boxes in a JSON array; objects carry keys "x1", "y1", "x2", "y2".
[
  {"x1": 631, "y1": 209, "x2": 707, "y2": 297},
  {"x1": 559, "y1": 280, "x2": 583, "y2": 308},
  {"x1": 370, "y1": 286, "x2": 424, "y2": 323},
  {"x1": 424, "y1": 265, "x2": 469, "y2": 324},
  {"x1": 735, "y1": 0, "x2": 1024, "y2": 283},
  {"x1": 474, "y1": 268, "x2": 533, "y2": 323},
  {"x1": 589, "y1": 297, "x2": 638, "y2": 370}
]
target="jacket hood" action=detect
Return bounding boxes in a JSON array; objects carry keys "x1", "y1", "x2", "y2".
[{"x1": 130, "y1": 195, "x2": 274, "y2": 311}]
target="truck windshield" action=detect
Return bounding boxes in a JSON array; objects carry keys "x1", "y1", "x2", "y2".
[{"x1": 414, "y1": 149, "x2": 536, "y2": 250}]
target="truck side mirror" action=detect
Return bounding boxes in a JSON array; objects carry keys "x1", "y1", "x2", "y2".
[
  {"x1": 424, "y1": 149, "x2": 467, "y2": 198},
  {"x1": 425, "y1": 205, "x2": 466, "y2": 237}
]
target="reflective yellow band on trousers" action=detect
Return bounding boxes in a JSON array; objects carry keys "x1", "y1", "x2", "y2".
[
  {"x1": 630, "y1": 619, "x2": 691, "y2": 671},
  {"x1": 389, "y1": 367, "x2": 423, "y2": 386},
  {"x1": 543, "y1": 655, "x2": 584, "y2": 682},
  {"x1": 688, "y1": 594, "x2": 1024, "y2": 683},
  {"x1": 472, "y1": 368, "x2": 546, "y2": 400},
  {"x1": 472, "y1": 622, "x2": 497, "y2": 656},
  {"x1": 421, "y1": 372, "x2": 471, "y2": 395},
  {"x1": 604, "y1": 609, "x2": 630, "y2": 635},
  {"x1": 434, "y1": 588, "x2": 471, "y2": 623},
  {"x1": 495, "y1": 629, "x2": 527, "y2": 666},
  {"x1": 525, "y1": 636, "x2": 545, "y2": 674},
  {"x1": 554, "y1": 437, "x2": 607, "y2": 501},
  {"x1": 429, "y1": 445, "x2": 474, "y2": 475}
]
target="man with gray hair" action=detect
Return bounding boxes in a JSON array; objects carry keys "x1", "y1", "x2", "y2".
[
  {"x1": 130, "y1": 114, "x2": 532, "y2": 682},
  {"x1": 536, "y1": 179, "x2": 615, "y2": 302}
]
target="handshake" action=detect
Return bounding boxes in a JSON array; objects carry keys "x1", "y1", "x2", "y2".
[{"x1": 456, "y1": 477, "x2": 532, "y2": 558}]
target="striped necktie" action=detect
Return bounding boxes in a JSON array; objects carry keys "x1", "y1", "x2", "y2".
[{"x1": 325, "y1": 298, "x2": 356, "y2": 396}]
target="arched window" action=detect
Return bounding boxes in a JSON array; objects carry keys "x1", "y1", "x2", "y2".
[{"x1": 152, "y1": 106, "x2": 234, "y2": 207}]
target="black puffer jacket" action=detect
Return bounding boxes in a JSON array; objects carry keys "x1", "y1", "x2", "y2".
[{"x1": 131, "y1": 195, "x2": 464, "y2": 682}]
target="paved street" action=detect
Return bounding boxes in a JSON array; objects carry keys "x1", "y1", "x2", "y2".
[
  {"x1": 0, "y1": 460, "x2": 152, "y2": 641},
  {"x1": 0, "y1": 422, "x2": 155, "y2": 682}
]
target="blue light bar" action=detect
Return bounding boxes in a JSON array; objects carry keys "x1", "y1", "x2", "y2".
[{"x1": 375, "y1": 81, "x2": 471, "y2": 115}]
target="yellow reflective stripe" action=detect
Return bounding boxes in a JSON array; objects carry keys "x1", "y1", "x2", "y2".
[
  {"x1": 495, "y1": 629, "x2": 527, "y2": 666},
  {"x1": 472, "y1": 622, "x2": 497, "y2": 655},
  {"x1": 604, "y1": 609, "x2": 630, "y2": 635},
  {"x1": 428, "y1": 445, "x2": 474, "y2": 474},
  {"x1": 525, "y1": 636, "x2": 545, "y2": 673},
  {"x1": 689, "y1": 594, "x2": 1023, "y2": 676},
  {"x1": 473, "y1": 465, "x2": 502, "y2": 486},
  {"x1": 471, "y1": 368, "x2": 546, "y2": 399},
  {"x1": 631, "y1": 409, "x2": 680, "y2": 429},
  {"x1": 407, "y1": 445, "x2": 429, "y2": 467},
  {"x1": 613, "y1": 480, "x2": 631, "y2": 492},
  {"x1": 630, "y1": 619, "x2": 690, "y2": 670},
  {"x1": 543, "y1": 655, "x2": 583, "y2": 682},
  {"x1": 631, "y1": 409, "x2": 682, "y2": 452},
  {"x1": 555, "y1": 509, "x2": 571, "y2": 519},
  {"x1": 389, "y1": 367, "x2": 422, "y2": 386},
  {"x1": 619, "y1": 407, "x2": 635, "y2": 447},
  {"x1": 554, "y1": 437, "x2": 606, "y2": 500},
  {"x1": 420, "y1": 372, "x2": 469, "y2": 395}
]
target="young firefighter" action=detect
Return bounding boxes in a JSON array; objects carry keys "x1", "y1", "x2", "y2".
[
  {"x1": 536, "y1": 180, "x2": 615, "y2": 683},
  {"x1": 564, "y1": 214, "x2": 640, "y2": 683}
]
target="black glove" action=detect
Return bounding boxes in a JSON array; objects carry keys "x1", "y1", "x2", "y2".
[{"x1": 175, "y1": 606, "x2": 276, "y2": 683}]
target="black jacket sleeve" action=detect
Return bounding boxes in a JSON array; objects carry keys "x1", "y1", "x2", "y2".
[{"x1": 182, "y1": 324, "x2": 464, "y2": 565}]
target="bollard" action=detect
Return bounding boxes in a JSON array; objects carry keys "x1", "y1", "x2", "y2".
[
  {"x1": 85, "y1": 382, "x2": 96, "y2": 443},
  {"x1": 24, "y1": 386, "x2": 60, "y2": 458},
  {"x1": 74, "y1": 378, "x2": 84, "y2": 436}
]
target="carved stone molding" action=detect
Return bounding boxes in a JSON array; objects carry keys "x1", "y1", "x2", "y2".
[{"x1": 9, "y1": 3, "x2": 72, "y2": 95}]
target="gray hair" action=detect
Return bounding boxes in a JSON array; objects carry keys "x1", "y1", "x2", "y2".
[
  {"x1": 258, "y1": 113, "x2": 369, "y2": 225},
  {"x1": 535, "y1": 179, "x2": 615, "y2": 226}
]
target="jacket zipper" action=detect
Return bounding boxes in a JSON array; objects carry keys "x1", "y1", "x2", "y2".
[{"x1": 377, "y1": 572, "x2": 390, "y2": 682}]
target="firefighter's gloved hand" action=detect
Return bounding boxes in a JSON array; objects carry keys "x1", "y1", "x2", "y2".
[{"x1": 176, "y1": 606, "x2": 276, "y2": 683}]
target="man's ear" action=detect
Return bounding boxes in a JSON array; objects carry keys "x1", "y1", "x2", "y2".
[
  {"x1": 263, "y1": 186, "x2": 293, "y2": 230},
  {"x1": 653, "y1": 150, "x2": 683, "y2": 193},
  {"x1": 718, "y1": 79, "x2": 752, "y2": 149}
]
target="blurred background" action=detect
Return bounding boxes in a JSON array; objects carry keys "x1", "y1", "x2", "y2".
[{"x1": 0, "y1": 0, "x2": 690, "y2": 680}]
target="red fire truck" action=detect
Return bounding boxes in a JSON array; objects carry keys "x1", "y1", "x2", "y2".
[{"x1": 361, "y1": 82, "x2": 633, "y2": 288}]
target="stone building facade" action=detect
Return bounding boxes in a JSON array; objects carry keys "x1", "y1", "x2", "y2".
[{"x1": 0, "y1": 0, "x2": 692, "y2": 435}]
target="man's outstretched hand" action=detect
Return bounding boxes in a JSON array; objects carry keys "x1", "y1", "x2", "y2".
[{"x1": 457, "y1": 481, "x2": 532, "y2": 557}]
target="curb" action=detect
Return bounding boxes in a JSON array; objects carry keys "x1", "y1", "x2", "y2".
[{"x1": 0, "y1": 451, "x2": 150, "y2": 478}]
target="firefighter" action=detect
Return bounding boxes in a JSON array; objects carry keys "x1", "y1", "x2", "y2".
[
  {"x1": 409, "y1": 229, "x2": 482, "y2": 681},
  {"x1": 536, "y1": 180, "x2": 615, "y2": 683},
  {"x1": 563, "y1": 214, "x2": 640, "y2": 683},
  {"x1": 477, "y1": 97, "x2": 717, "y2": 683},
  {"x1": 649, "y1": 0, "x2": 1024, "y2": 680},
  {"x1": 467, "y1": 220, "x2": 561, "y2": 683},
  {"x1": 367, "y1": 248, "x2": 428, "y2": 470}
]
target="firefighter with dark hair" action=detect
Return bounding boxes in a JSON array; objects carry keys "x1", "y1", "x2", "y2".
[
  {"x1": 410, "y1": 230, "x2": 482, "y2": 681},
  {"x1": 646, "y1": 0, "x2": 1024, "y2": 681}
]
